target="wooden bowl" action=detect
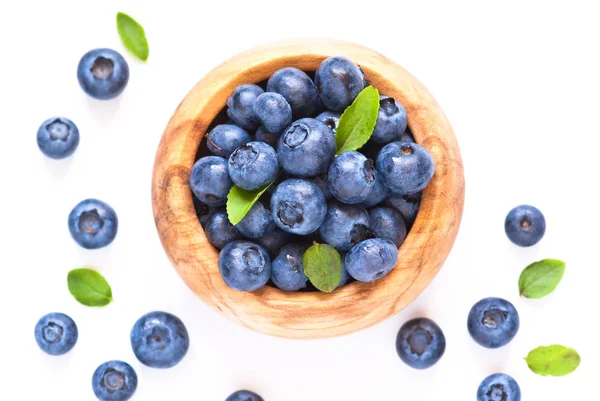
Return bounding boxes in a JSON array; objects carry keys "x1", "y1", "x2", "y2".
[{"x1": 152, "y1": 39, "x2": 465, "y2": 339}]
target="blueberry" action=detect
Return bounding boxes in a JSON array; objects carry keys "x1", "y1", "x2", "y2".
[
  {"x1": 368, "y1": 207, "x2": 407, "y2": 247},
  {"x1": 77, "y1": 48, "x2": 129, "y2": 100},
  {"x1": 92, "y1": 360, "x2": 138, "y2": 401},
  {"x1": 194, "y1": 198, "x2": 216, "y2": 227},
  {"x1": 253, "y1": 92, "x2": 292, "y2": 134},
  {"x1": 226, "y1": 390, "x2": 264, "y2": 401},
  {"x1": 477, "y1": 373, "x2": 521, "y2": 401},
  {"x1": 270, "y1": 179, "x2": 327, "y2": 235},
  {"x1": 68, "y1": 199, "x2": 118, "y2": 249},
  {"x1": 228, "y1": 141, "x2": 279, "y2": 191},
  {"x1": 328, "y1": 151, "x2": 375, "y2": 204},
  {"x1": 376, "y1": 142, "x2": 435, "y2": 195},
  {"x1": 278, "y1": 118, "x2": 336, "y2": 177},
  {"x1": 272, "y1": 243, "x2": 309, "y2": 291},
  {"x1": 504, "y1": 205, "x2": 546, "y2": 247},
  {"x1": 345, "y1": 238, "x2": 398, "y2": 282},
  {"x1": 468, "y1": 297, "x2": 520, "y2": 349},
  {"x1": 338, "y1": 251, "x2": 351, "y2": 287},
  {"x1": 315, "y1": 111, "x2": 341, "y2": 134},
  {"x1": 360, "y1": 171, "x2": 389, "y2": 208},
  {"x1": 34, "y1": 312, "x2": 78, "y2": 355},
  {"x1": 255, "y1": 125, "x2": 279, "y2": 147},
  {"x1": 131, "y1": 311, "x2": 190, "y2": 368},
  {"x1": 267, "y1": 67, "x2": 319, "y2": 118},
  {"x1": 371, "y1": 96, "x2": 408, "y2": 144},
  {"x1": 395, "y1": 318, "x2": 446, "y2": 369},
  {"x1": 255, "y1": 226, "x2": 292, "y2": 257},
  {"x1": 218, "y1": 240, "x2": 271, "y2": 291},
  {"x1": 36, "y1": 117, "x2": 80, "y2": 159},
  {"x1": 319, "y1": 201, "x2": 371, "y2": 251},
  {"x1": 386, "y1": 192, "x2": 422, "y2": 228},
  {"x1": 226, "y1": 84, "x2": 264, "y2": 130},
  {"x1": 205, "y1": 211, "x2": 241, "y2": 249},
  {"x1": 236, "y1": 201, "x2": 275, "y2": 238},
  {"x1": 310, "y1": 172, "x2": 332, "y2": 200},
  {"x1": 399, "y1": 129, "x2": 415, "y2": 143},
  {"x1": 315, "y1": 56, "x2": 365, "y2": 111},
  {"x1": 190, "y1": 156, "x2": 234, "y2": 206},
  {"x1": 206, "y1": 124, "x2": 251, "y2": 157}
]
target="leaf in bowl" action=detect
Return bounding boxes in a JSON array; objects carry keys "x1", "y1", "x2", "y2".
[
  {"x1": 336, "y1": 85, "x2": 380, "y2": 155},
  {"x1": 303, "y1": 242, "x2": 342, "y2": 292},
  {"x1": 226, "y1": 175, "x2": 279, "y2": 225}
]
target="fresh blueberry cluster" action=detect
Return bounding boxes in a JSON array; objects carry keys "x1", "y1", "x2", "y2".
[{"x1": 191, "y1": 56, "x2": 435, "y2": 293}]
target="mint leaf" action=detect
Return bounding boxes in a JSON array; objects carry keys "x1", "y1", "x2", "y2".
[
  {"x1": 302, "y1": 242, "x2": 342, "y2": 292},
  {"x1": 335, "y1": 85, "x2": 380, "y2": 155},
  {"x1": 67, "y1": 268, "x2": 113, "y2": 307},
  {"x1": 519, "y1": 259, "x2": 565, "y2": 298},
  {"x1": 116, "y1": 12, "x2": 149, "y2": 61},
  {"x1": 226, "y1": 175, "x2": 279, "y2": 225},
  {"x1": 526, "y1": 345, "x2": 581, "y2": 376}
]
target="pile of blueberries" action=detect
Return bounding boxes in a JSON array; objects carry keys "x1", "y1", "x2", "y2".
[{"x1": 190, "y1": 56, "x2": 435, "y2": 292}]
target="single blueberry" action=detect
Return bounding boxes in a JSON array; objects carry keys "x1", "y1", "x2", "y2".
[
  {"x1": 225, "y1": 390, "x2": 264, "y2": 401},
  {"x1": 272, "y1": 243, "x2": 309, "y2": 291},
  {"x1": 477, "y1": 373, "x2": 521, "y2": 401},
  {"x1": 226, "y1": 84, "x2": 264, "y2": 130},
  {"x1": 194, "y1": 198, "x2": 216, "y2": 228},
  {"x1": 386, "y1": 192, "x2": 422, "y2": 228},
  {"x1": 468, "y1": 297, "x2": 520, "y2": 349},
  {"x1": 255, "y1": 226, "x2": 293, "y2": 257},
  {"x1": 315, "y1": 56, "x2": 365, "y2": 111},
  {"x1": 369, "y1": 207, "x2": 407, "y2": 247},
  {"x1": 345, "y1": 238, "x2": 398, "y2": 282},
  {"x1": 338, "y1": 251, "x2": 351, "y2": 287},
  {"x1": 255, "y1": 125, "x2": 280, "y2": 148},
  {"x1": 37, "y1": 117, "x2": 80, "y2": 159},
  {"x1": 68, "y1": 199, "x2": 118, "y2": 249},
  {"x1": 131, "y1": 311, "x2": 190, "y2": 368},
  {"x1": 228, "y1": 141, "x2": 279, "y2": 191},
  {"x1": 315, "y1": 111, "x2": 341, "y2": 134},
  {"x1": 278, "y1": 118, "x2": 336, "y2": 177},
  {"x1": 235, "y1": 201, "x2": 275, "y2": 238},
  {"x1": 34, "y1": 312, "x2": 78, "y2": 355},
  {"x1": 92, "y1": 360, "x2": 138, "y2": 401},
  {"x1": 399, "y1": 129, "x2": 415, "y2": 143},
  {"x1": 218, "y1": 241, "x2": 272, "y2": 291},
  {"x1": 376, "y1": 142, "x2": 435, "y2": 195},
  {"x1": 206, "y1": 124, "x2": 251, "y2": 157},
  {"x1": 267, "y1": 67, "x2": 319, "y2": 118},
  {"x1": 253, "y1": 92, "x2": 292, "y2": 134},
  {"x1": 205, "y1": 211, "x2": 241, "y2": 249},
  {"x1": 77, "y1": 48, "x2": 129, "y2": 100},
  {"x1": 270, "y1": 179, "x2": 327, "y2": 235},
  {"x1": 371, "y1": 96, "x2": 408, "y2": 144},
  {"x1": 360, "y1": 171, "x2": 389, "y2": 208},
  {"x1": 504, "y1": 205, "x2": 546, "y2": 247},
  {"x1": 190, "y1": 156, "x2": 234, "y2": 206},
  {"x1": 319, "y1": 201, "x2": 371, "y2": 251},
  {"x1": 310, "y1": 172, "x2": 332, "y2": 200},
  {"x1": 328, "y1": 151, "x2": 375, "y2": 204},
  {"x1": 396, "y1": 318, "x2": 446, "y2": 369}
]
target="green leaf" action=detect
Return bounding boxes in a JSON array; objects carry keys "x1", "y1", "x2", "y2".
[
  {"x1": 302, "y1": 242, "x2": 342, "y2": 293},
  {"x1": 526, "y1": 345, "x2": 581, "y2": 376},
  {"x1": 518, "y1": 259, "x2": 566, "y2": 298},
  {"x1": 67, "y1": 268, "x2": 113, "y2": 307},
  {"x1": 335, "y1": 85, "x2": 380, "y2": 155},
  {"x1": 226, "y1": 175, "x2": 279, "y2": 225},
  {"x1": 116, "y1": 12, "x2": 149, "y2": 61}
]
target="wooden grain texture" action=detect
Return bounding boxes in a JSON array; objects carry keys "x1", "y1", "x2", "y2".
[{"x1": 152, "y1": 39, "x2": 465, "y2": 339}]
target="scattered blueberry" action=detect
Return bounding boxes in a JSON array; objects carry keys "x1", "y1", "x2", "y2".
[
  {"x1": 255, "y1": 226, "x2": 292, "y2": 257},
  {"x1": 319, "y1": 201, "x2": 371, "y2": 251},
  {"x1": 190, "y1": 156, "x2": 233, "y2": 206},
  {"x1": 131, "y1": 311, "x2": 190, "y2": 368},
  {"x1": 92, "y1": 360, "x2": 138, "y2": 401},
  {"x1": 477, "y1": 373, "x2": 521, "y2": 401},
  {"x1": 278, "y1": 118, "x2": 336, "y2": 177},
  {"x1": 371, "y1": 96, "x2": 408, "y2": 144},
  {"x1": 328, "y1": 151, "x2": 375, "y2": 204},
  {"x1": 376, "y1": 142, "x2": 435, "y2": 195},
  {"x1": 310, "y1": 172, "x2": 332, "y2": 200},
  {"x1": 270, "y1": 179, "x2": 327, "y2": 235},
  {"x1": 255, "y1": 125, "x2": 280, "y2": 147},
  {"x1": 369, "y1": 207, "x2": 407, "y2": 247},
  {"x1": 468, "y1": 297, "x2": 520, "y2": 349},
  {"x1": 315, "y1": 111, "x2": 341, "y2": 134},
  {"x1": 68, "y1": 198, "x2": 118, "y2": 249},
  {"x1": 226, "y1": 390, "x2": 264, "y2": 401},
  {"x1": 205, "y1": 211, "x2": 241, "y2": 249},
  {"x1": 206, "y1": 124, "x2": 251, "y2": 157},
  {"x1": 315, "y1": 56, "x2": 365, "y2": 111},
  {"x1": 226, "y1": 84, "x2": 264, "y2": 130},
  {"x1": 228, "y1": 141, "x2": 279, "y2": 191},
  {"x1": 396, "y1": 318, "x2": 446, "y2": 369},
  {"x1": 386, "y1": 192, "x2": 422, "y2": 228},
  {"x1": 272, "y1": 243, "x2": 309, "y2": 291},
  {"x1": 218, "y1": 240, "x2": 272, "y2": 291},
  {"x1": 360, "y1": 171, "x2": 389, "y2": 208},
  {"x1": 345, "y1": 238, "x2": 398, "y2": 282},
  {"x1": 236, "y1": 201, "x2": 275, "y2": 238},
  {"x1": 77, "y1": 48, "x2": 129, "y2": 100},
  {"x1": 34, "y1": 312, "x2": 78, "y2": 355},
  {"x1": 36, "y1": 117, "x2": 80, "y2": 159},
  {"x1": 504, "y1": 205, "x2": 546, "y2": 247},
  {"x1": 267, "y1": 67, "x2": 319, "y2": 118},
  {"x1": 253, "y1": 92, "x2": 292, "y2": 133}
]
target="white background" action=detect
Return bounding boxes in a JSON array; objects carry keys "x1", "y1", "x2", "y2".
[{"x1": 0, "y1": 1, "x2": 597, "y2": 399}]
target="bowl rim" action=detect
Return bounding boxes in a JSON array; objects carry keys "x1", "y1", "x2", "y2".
[{"x1": 152, "y1": 38, "x2": 465, "y2": 339}]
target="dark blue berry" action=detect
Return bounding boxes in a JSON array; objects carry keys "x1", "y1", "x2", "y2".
[
  {"x1": 255, "y1": 125, "x2": 280, "y2": 147},
  {"x1": 272, "y1": 243, "x2": 309, "y2": 291},
  {"x1": 328, "y1": 151, "x2": 375, "y2": 204},
  {"x1": 218, "y1": 241, "x2": 271, "y2": 291},
  {"x1": 338, "y1": 252, "x2": 351, "y2": 287},
  {"x1": 226, "y1": 84, "x2": 264, "y2": 130},
  {"x1": 226, "y1": 390, "x2": 264, "y2": 401},
  {"x1": 194, "y1": 198, "x2": 216, "y2": 228},
  {"x1": 504, "y1": 205, "x2": 546, "y2": 247},
  {"x1": 92, "y1": 360, "x2": 138, "y2": 401},
  {"x1": 386, "y1": 192, "x2": 422, "y2": 228},
  {"x1": 206, "y1": 124, "x2": 251, "y2": 157},
  {"x1": 399, "y1": 130, "x2": 415, "y2": 143},
  {"x1": 228, "y1": 141, "x2": 279, "y2": 191},
  {"x1": 190, "y1": 156, "x2": 233, "y2": 206},
  {"x1": 360, "y1": 171, "x2": 389, "y2": 208},
  {"x1": 235, "y1": 201, "x2": 275, "y2": 239},
  {"x1": 396, "y1": 318, "x2": 446, "y2": 369},
  {"x1": 270, "y1": 179, "x2": 327, "y2": 235},
  {"x1": 376, "y1": 142, "x2": 435, "y2": 195},
  {"x1": 468, "y1": 297, "x2": 520, "y2": 349},
  {"x1": 319, "y1": 201, "x2": 371, "y2": 251},
  {"x1": 477, "y1": 373, "x2": 521, "y2": 401},
  {"x1": 37, "y1": 117, "x2": 80, "y2": 159},
  {"x1": 371, "y1": 96, "x2": 408, "y2": 144},
  {"x1": 369, "y1": 207, "x2": 407, "y2": 247},
  {"x1": 345, "y1": 238, "x2": 398, "y2": 282},
  {"x1": 267, "y1": 67, "x2": 319, "y2": 118},
  {"x1": 68, "y1": 199, "x2": 118, "y2": 249},
  {"x1": 253, "y1": 92, "x2": 292, "y2": 133},
  {"x1": 205, "y1": 211, "x2": 241, "y2": 249},
  {"x1": 255, "y1": 226, "x2": 292, "y2": 257},
  {"x1": 315, "y1": 56, "x2": 365, "y2": 111},
  {"x1": 315, "y1": 111, "x2": 341, "y2": 134},
  {"x1": 34, "y1": 312, "x2": 78, "y2": 355},
  {"x1": 77, "y1": 48, "x2": 129, "y2": 100}
]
